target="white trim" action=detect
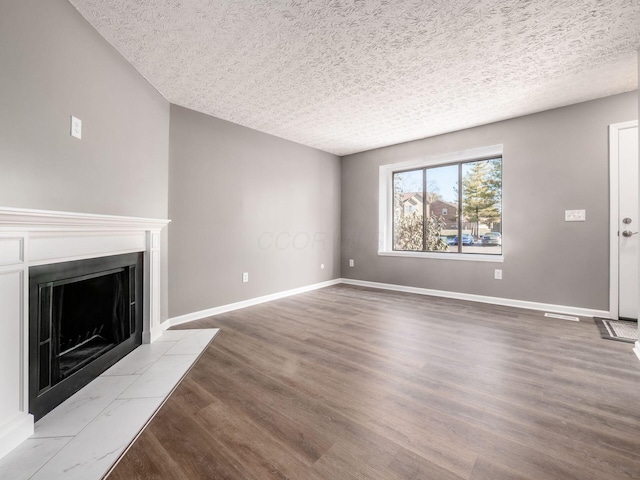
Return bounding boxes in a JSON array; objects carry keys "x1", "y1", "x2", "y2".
[
  {"x1": 169, "y1": 277, "x2": 609, "y2": 330},
  {"x1": 379, "y1": 251, "x2": 503, "y2": 262},
  {"x1": 340, "y1": 278, "x2": 609, "y2": 318},
  {"x1": 378, "y1": 144, "x2": 504, "y2": 258},
  {"x1": 0, "y1": 206, "x2": 170, "y2": 231},
  {"x1": 381, "y1": 144, "x2": 504, "y2": 172},
  {"x1": 609, "y1": 120, "x2": 639, "y2": 320},
  {"x1": 169, "y1": 279, "x2": 342, "y2": 326},
  {"x1": 148, "y1": 319, "x2": 172, "y2": 343},
  {"x1": 0, "y1": 413, "x2": 33, "y2": 461}
]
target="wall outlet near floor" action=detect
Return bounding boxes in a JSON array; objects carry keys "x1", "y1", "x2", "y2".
[
  {"x1": 349, "y1": 259, "x2": 355, "y2": 267},
  {"x1": 242, "y1": 272, "x2": 249, "y2": 283},
  {"x1": 494, "y1": 269, "x2": 502, "y2": 280}
]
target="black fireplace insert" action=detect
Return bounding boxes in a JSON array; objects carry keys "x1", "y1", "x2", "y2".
[{"x1": 29, "y1": 253, "x2": 143, "y2": 420}]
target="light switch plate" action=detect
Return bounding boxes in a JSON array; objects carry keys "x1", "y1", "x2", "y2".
[
  {"x1": 71, "y1": 116, "x2": 82, "y2": 139},
  {"x1": 565, "y1": 209, "x2": 586, "y2": 222}
]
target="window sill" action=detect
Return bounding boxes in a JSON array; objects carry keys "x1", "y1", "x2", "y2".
[{"x1": 378, "y1": 250, "x2": 504, "y2": 262}]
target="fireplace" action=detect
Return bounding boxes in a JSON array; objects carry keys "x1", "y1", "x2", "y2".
[
  {"x1": 0, "y1": 207, "x2": 168, "y2": 459},
  {"x1": 28, "y1": 253, "x2": 143, "y2": 420}
]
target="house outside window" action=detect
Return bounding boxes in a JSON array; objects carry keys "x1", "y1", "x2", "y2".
[{"x1": 378, "y1": 145, "x2": 503, "y2": 262}]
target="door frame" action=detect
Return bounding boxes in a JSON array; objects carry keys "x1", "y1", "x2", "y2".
[{"x1": 609, "y1": 120, "x2": 639, "y2": 320}]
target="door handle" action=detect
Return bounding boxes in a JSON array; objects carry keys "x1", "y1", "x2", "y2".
[{"x1": 622, "y1": 230, "x2": 638, "y2": 237}]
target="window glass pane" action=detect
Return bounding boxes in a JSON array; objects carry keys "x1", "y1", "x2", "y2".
[
  {"x1": 461, "y1": 158, "x2": 502, "y2": 254},
  {"x1": 393, "y1": 169, "x2": 424, "y2": 251},
  {"x1": 425, "y1": 164, "x2": 458, "y2": 252}
]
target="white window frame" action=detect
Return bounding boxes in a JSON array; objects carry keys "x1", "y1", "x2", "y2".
[{"x1": 378, "y1": 144, "x2": 504, "y2": 262}]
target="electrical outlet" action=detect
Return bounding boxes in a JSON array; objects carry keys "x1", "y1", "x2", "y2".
[
  {"x1": 349, "y1": 259, "x2": 355, "y2": 267},
  {"x1": 70, "y1": 116, "x2": 82, "y2": 139},
  {"x1": 494, "y1": 269, "x2": 502, "y2": 280},
  {"x1": 565, "y1": 209, "x2": 586, "y2": 222},
  {"x1": 242, "y1": 272, "x2": 249, "y2": 283}
]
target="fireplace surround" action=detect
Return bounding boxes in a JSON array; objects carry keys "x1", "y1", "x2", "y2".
[
  {"x1": 29, "y1": 252, "x2": 143, "y2": 420},
  {"x1": 0, "y1": 207, "x2": 169, "y2": 459}
]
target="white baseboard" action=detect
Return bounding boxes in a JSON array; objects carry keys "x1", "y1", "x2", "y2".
[
  {"x1": 169, "y1": 279, "x2": 342, "y2": 327},
  {"x1": 0, "y1": 413, "x2": 34, "y2": 461},
  {"x1": 168, "y1": 277, "x2": 609, "y2": 329},
  {"x1": 340, "y1": 278, "x2": 609, "y2": 319},
  {"x1": 147, "y1": 322, "x2": 171, "y2": 344}
]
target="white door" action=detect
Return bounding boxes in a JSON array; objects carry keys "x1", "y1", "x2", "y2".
[{"x1": 612, "y1": 121, "x2": 639, "y2": 319}]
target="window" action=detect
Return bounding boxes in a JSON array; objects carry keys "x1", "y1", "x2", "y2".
[{"x1": 379, "y1": 145, "x2": 503, "y2": 261}]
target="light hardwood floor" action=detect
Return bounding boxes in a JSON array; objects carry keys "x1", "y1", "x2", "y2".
[{"x1": 107, "y1": 285, "x2": 640, "y2": 479}]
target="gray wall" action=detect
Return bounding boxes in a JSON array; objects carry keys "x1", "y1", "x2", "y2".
[
  {"x1": 341, "y1": 91, "x2": 638, "y2": 311},
  {"x1": 0, "y1": 0, "x2": 169, "y2": 218},
  {"x1": 0, "y1": 0, "x2": 170, "y2": 319},
  {"x1": 169, "y1": 105, "x2": 341, "y2": 318}
]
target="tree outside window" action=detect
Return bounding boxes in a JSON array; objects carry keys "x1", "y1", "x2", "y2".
[{"x1": 392, "y1": 157, "x2": 502, "y2": 255}]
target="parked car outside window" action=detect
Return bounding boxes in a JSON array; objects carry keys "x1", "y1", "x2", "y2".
[
  {"x1": 481, "y1": 232, "x2": 502, "y2": 246},
  {"x1": 448, "y1": 234, "x2": 475, "y2": 246}
]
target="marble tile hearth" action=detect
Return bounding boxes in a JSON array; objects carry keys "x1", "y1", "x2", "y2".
[{"x1": 0, "y1": 328, "x2": 219, "y2": 480}]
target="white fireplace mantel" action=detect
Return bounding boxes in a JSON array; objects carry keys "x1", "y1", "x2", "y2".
[{"x1": 0, "y1": 207, "x2": 170, "y2": 460}]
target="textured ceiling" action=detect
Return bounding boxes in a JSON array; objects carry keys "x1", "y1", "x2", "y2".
[{"x1": 68, "y1": 0, "x2": 640, "y2": 156}]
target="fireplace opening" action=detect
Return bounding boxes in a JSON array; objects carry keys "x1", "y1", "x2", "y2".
[
  {"x1": 51, "y1": 269, "x2": 132, "y2": 381},
  {"x1": 29, "y1": 253, "x2": 143, "y2": 421}
]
